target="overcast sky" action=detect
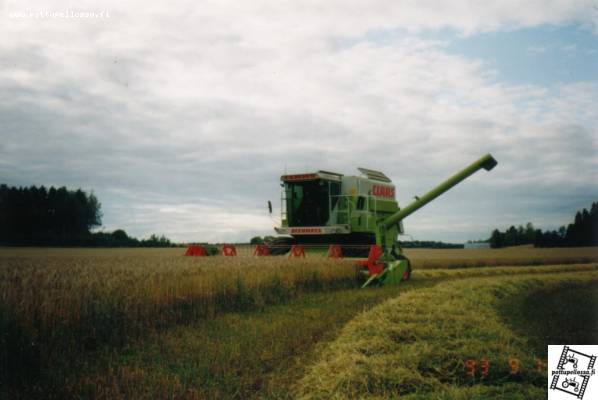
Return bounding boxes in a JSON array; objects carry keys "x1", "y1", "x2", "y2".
[{"x1": 1, "y1": 1, "x2": 597, "y2": 243}]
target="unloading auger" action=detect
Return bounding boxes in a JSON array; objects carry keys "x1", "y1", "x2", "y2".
[{"x1": 360, "y1": 154, "x2": 497, "y2": 287}]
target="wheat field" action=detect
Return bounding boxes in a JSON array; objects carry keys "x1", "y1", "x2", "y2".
[
  {"x1": 1, "y1": 246, "x2": 597, "y2": 398},
  {"x1": 404, "y1": 245, "x2": 598, "y2": 268}
]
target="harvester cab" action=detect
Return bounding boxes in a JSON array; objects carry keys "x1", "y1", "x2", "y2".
[
  {"x1": 273, "y1": 154, "x2": 497, "y2": 287},
  {"x1": 275, "y1": 169, "x2": 399, "y2": 246}
]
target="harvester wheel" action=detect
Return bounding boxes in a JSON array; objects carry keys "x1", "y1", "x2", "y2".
[
  {"x1": 267, "y1": 236, "x2": 295, "y2": 255},
  {"x1": 402, "y1": 262, "x2": 412, "y2": 281},
  {"x1": 396, "y1": 255, "x2": 412, "y2": 281}
]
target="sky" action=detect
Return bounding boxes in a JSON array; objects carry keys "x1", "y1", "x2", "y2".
[{"x1": 1, "y1": 0, "x2": 597, "y2": 243}]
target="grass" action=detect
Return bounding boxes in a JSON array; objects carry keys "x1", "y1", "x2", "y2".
[{"x1": 294, "y1": 269, "x2": 598, "y2": 399}]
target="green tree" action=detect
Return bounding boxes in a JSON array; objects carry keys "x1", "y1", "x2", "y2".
[
  {"x1": 490, "y1": 201, "x2": 598, "y2": 248},
  {"x1": 489, "y1": 229, "x2": 503, "y2": 248}
]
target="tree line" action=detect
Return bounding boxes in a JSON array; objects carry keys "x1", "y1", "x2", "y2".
[
  {"x1": 89, "y1": 230, "x2": 175, "y2": 248},
  {"x1": 0, "y1": 184, "x2": 174, "y2": 247},
  {"x1": 489, "y1": 202, "x2": 598, "y2": 248},
  {"x1": 399, "y1": 240, "x2": 463, "y2": 249}
]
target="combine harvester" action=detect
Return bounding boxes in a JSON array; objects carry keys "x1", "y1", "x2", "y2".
[{"x1": 272, "y1": 154, "x2": 497, "y2": 287}]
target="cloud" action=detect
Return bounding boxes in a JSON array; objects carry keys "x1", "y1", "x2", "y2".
[{"x1": 0, "y1": 1, "x2": 596, "y2": 242}]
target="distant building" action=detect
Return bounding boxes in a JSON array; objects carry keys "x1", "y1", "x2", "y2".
[{"x1": 464, "y1": 242, "x2": 491, "y2": 249}]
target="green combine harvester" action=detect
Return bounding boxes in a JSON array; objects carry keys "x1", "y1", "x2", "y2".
[{"x1": 272, "y1": 154, "x2": 497, "y2": 287}]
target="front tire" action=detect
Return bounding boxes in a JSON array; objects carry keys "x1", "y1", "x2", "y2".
[
  {"x1": 402, "y1": 262, "x2": 412, "y2": 281},
  {"x1": 395, "y1": 254, "x2": 412, "y2": 281}
]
